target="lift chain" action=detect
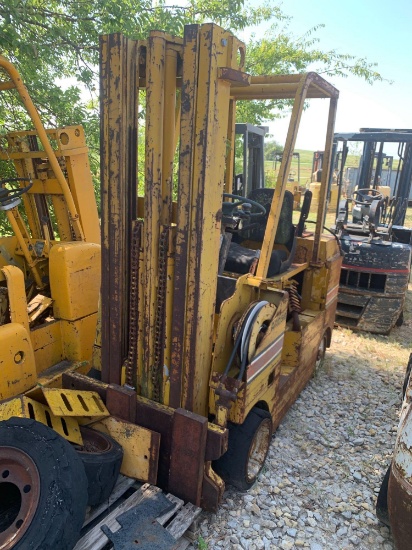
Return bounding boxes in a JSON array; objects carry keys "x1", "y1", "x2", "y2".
[
  {"x1": 152, "y1": 226, "x2": 170, "y2": 402},
  {"x1": 123, "y1": 221, "x2": 142, "y2": 388}
]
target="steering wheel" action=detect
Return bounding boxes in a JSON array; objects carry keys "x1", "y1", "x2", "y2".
[
  {"x1": 351, "y1": 188, "x2": 383, "y2": 205},
  {"x1": 222, "y1": 193, "x2": 266, "y2": 218},
  {"x1": 0, "y1": 177, "x2": 33, "y2": 204}
]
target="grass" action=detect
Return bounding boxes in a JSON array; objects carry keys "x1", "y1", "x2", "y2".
[
  {"x1": 197, "y1": 536, "x2": 208, "y2": 550},
  {"x1": 264, "y1": 148, "x2": 412, "y2": 227}
]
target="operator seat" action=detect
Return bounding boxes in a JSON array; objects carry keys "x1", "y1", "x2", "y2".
[{"x1": 224, "y1": 189, "x2": 295, "y2": 277}]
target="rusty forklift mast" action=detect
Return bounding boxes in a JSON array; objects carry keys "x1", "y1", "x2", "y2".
[
  {"x1": 76, "y1": 23, "x2": 341, "y2": 510},
  {"x1": 0, "y1": 23, "x2": 342, "y2": 548}
]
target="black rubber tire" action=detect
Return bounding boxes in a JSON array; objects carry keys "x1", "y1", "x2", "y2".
[
  {"x1": 74, "y1": 426, "x2": 123, "y2": 506},
  {"x1": 376, "y1": 465, "x2": 391, "y2": 527},
  {"x1": 213, "y1": 407, "x2": 272, "y2": 491},
  {"x1": 0, "y1": 417, "x2": 88, "y2": 550}
]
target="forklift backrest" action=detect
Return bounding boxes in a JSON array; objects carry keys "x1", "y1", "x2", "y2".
[{"x1": 238, "y1": 188, "x2": 294, "y2": 248}]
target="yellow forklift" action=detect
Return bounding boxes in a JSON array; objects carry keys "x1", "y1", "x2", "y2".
[{"x1": 0, "y1": 23, "x2": 342, "y2": 549}]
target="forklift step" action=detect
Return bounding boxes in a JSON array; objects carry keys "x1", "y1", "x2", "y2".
[
  {"x1": 75, "y1": 476, "x2": 202, "y2": 550},
  {"x1": 337, "y1": 293, "x2": 369, "y2": 307},
  {"x1": 336, "y1": 299, "x2": 366, "y2": 319},
  {"x1": 335, "y1": 307, "x2": 363, "y2": 320}
]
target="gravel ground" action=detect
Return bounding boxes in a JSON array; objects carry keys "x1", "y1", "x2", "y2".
[{"x1": 191, "y1": 287, "x2": 412, "y2": 550}]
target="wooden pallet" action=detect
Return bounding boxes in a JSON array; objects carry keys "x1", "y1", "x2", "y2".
[{"x1": 75, "y1": 477, "x2": 201, "y2": 550}]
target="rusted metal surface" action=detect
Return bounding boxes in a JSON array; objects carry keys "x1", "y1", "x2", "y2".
[
  {"x1": 60, "y1": 378, "x2": 195, "y2": 493},
  {"x1": 335, "y1": 239, "x2": 411, "y2": 334},
  {"x1": 96, "y1": 23, "x2": 342, "y2": 514},
  {"x1": 231, "y1": 72, "x2": 339, "y2": 99},
  {"x1": 332, "y1": 130, "x2": 412, "y2": 336},
  {"x1": 135, "y1": 396, "x2": 174, "y2": 490},
  {"x1": 168, "y1": 408, "x2": 208, "y2": 505},
  {"x1": 152, "y1": 226, "x2": 171, "y2": 402},
  {"x1": 388, "y1": 364, "x2": 412, "y2": 550},
  {"x1": 388, "y1": 465, "x2": 412, "y2": 549},
  {"x1": 106, "y1": 384, "x2": 137, "y2": 423},
  {"x1": 0, "y1": 447, "x2": 40, "y2": 549},
  {"x1": 123, "y1": 221, "x2": 142, "y2": 388},
  {"x1": 312, "y1": 96, "x2": 338, "y2": 263},
  {"x1": 42, "y1": 388, "x2": 109, "y2": 418},
  {"x1": 143, "y1": 34, "x2": 166, "y2": 400},
  {"x1": 176, "y1": 25, "x2": 246, "y2": 416},
  {"x1": 201, "y1": 462, "x2": 225, "y2": 512},
  {"x1": 135, "y1": 396, "x2": 228, "y2": 510},
  {"x1": 256, "y1": 74, "x2": 310, "y2": 279},
  {"x1": 169, "y1": 24, "x2": 200, "y2": 409},
  {"x1": 62, "y1": 371, "x2": 108, "y2": 402},
  {"x1": 91, "y1": 416, "x2": 160, "y2": 484},
  {"x1": 0, "y1": 395, "x2": 83, "y2": 444},
  {"x1": 218, "y1": 67, "x2": 250, "y2": 86},
  {"x1": 100, "y1": 33, "x2": 139, "y2": 385},
  {"x1": 204, "y1": 425, "x2": 229, "y2": 462}
]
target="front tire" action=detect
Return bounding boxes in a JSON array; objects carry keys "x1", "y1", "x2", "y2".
[
  {"x1": 213, "y1": 408, "x2": 272, "y2": 491},
  {"x1": 0, "y1": 417, "x2": 88, "y2": 550}
]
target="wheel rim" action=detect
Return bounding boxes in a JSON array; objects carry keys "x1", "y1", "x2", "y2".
[
  {"x1": 246, "y1": 418, "x2": 271, "y2": 483},
  {"x1": 74, "y1": 427, "x2": 113, "y2": 454},
  {"x1": 0, "y1": 447, "x2": 40, "y2": 550}
]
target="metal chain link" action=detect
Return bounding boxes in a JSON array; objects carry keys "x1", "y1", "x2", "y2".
[
  {"x1": 123, "y1": 221, "x2": 142, "y2": 387},
  {"x1": 152, "y1": 226, "x2": 170, "y2": 402}
]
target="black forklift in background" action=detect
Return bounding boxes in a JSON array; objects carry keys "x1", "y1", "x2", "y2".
[
  {"x1": 233, "y1": 123, "x2": 268, "y2": 196},
  {"x1": 331, "y1": 129, "x2": 412, "y2": 334}
]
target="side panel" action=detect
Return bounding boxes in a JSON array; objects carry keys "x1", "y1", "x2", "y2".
[
  {"x1": 49, "y1": 242, "x2": 101, "y2": 321},
  {"x1": 0, "y1": 323, "x2": 37, "y2": 399}
]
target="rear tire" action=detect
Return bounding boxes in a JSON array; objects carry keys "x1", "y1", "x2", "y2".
[
  {"x1": 213, "y1": 408, "x2": 272, "y2": 491},
  {"x1": 0, "y1": 417, "x2": 88, "y2": 550}
]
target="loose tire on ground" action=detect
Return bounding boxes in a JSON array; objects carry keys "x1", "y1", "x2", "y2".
[
  {"x1": 74, "y1": 426, "x2": 123, "y2": 506},
  {"x1": 213, "y1": 407, "x2": 273, "y2": 491},
  {"x1": 0, "y1": 417, "x2": 88, "y2": 550}
]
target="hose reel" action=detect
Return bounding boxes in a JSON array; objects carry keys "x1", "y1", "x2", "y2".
[{"x1": 226, "y1": 300, "x2": 277, "y2": 380}]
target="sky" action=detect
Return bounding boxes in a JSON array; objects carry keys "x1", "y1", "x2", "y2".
[{"x1": 236, "y1": 0, "x2": 412, "y2": 150}]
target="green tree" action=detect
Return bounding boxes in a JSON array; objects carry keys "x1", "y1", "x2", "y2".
[
  {"x1": 0, "y1": 1, "x2": 385, "y2": 125},
  {"x1": 0, "y1": 0, "x2": 385, "y2": 178},
  {"x1": 264, "y1": 138, "x2": 283, "y2": 161}
]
